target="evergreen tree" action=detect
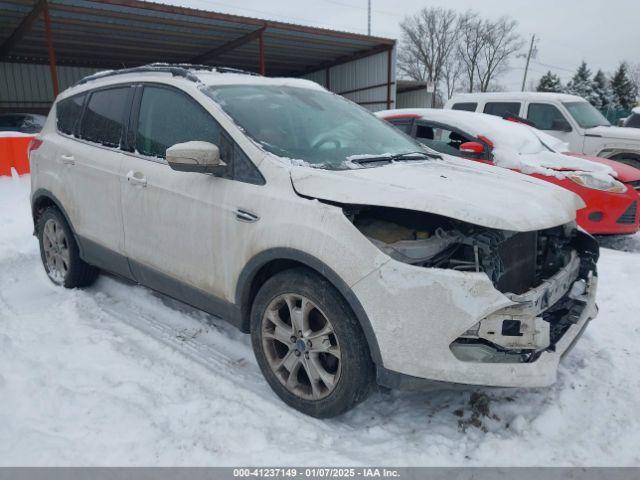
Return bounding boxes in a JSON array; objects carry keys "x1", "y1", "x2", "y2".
[
  {"x1": 591, "y1": 69, "x2": 615, "y2": 111},
  {"x1": 566, "y1": 61, "x2": 598, "y2": 105},
  {"x1": 610, "y1": 62, "x2": 638, "y2": 111},
  {"x1": 536, "y1": 71, "x2": 562, "y2": 92}
]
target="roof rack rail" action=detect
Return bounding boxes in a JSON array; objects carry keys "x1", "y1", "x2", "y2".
[{"x1": 75, "y1": 63, "x2": 259, "y2": 86}]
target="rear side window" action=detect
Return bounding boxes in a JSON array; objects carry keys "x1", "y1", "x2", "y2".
[
  {"x1": 451, "y1": 102, "x2": 477, "y2": 112},
  {"x1": 527, "y1": 103, "x2": 567, "y2": 130},
  {"x1": 56, "y1": 94, "x2": 85, "y2": 135},
  {"x1": 135, "y1": 86, "x2": 220, "y2": 158},
  {"x1": 78, "y1": 87, "x2": 130, "y2": 147},
  {"x1": 483, "y1": 102, "x2": 521, "y2": 117}
]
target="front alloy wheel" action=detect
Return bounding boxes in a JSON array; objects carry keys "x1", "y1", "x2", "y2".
[
  {"x1": 42, "y1": 218, "x2": 70, "y2": 284},
  {"x1": 262, "y1": 293, "x2": 341, "y2": 400}
]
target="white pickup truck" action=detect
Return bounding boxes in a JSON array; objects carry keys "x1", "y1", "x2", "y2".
[{"x1": 444, "y1": 92, "x2": 640, "y2": 169}]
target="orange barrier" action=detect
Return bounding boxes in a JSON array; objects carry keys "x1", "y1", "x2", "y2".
[{"x1": 0, "y1": 135, "x2": 34, "y2": 176}]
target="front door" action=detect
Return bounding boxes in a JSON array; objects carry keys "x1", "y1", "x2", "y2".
[
  {"x1": 120, "y1": 84, "x2": 247, "y2": 307},
  {"x1": 525, "y1": 102, "x2": 582, "y2": 151}
]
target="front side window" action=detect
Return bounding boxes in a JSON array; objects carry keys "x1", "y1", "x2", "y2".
[
  {"x1": 78, "y1": 87, "x2": 129, "y2": 147},
  {"x1": 563, "y1": 101, "x2": 610, "y2": 128},
  {"x1": 136, "y1": 86, "x2": 220, "y2": 159},
  {"x1": 483, "y1": 102, "x2": 521, "y2": 117},
  {"x1": 205, "y1": 85, "x2": 425, "y2": 169},
  {"x1": 56, "y1": 94, "x2": 86, "y2": 135},
  {"x1": 451, "y1": 102, "x2": 477, "y2": 112},
  {"x1": 527, "y1": 103, "x2": 568, "y2": 130},
  {"x1": 389, "y1": 119, "x2": 414, "y2": 134},
  {"x1": 625, "y1": 113, "x2": 640, "y2": 128},
  {"x1": 415, "y1": 123, "x2": 473, "y2": 156}
]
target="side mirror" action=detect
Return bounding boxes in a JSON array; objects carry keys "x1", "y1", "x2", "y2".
[
  {"x1": 551, "y1": 119, "x2": 572, "y2": 132},
  {"x1": 166, "y1": 141, "x2": 226, "y2": 174},
  {"x1": 459, "y1": 141, "x2": 485, "y2": 156}
]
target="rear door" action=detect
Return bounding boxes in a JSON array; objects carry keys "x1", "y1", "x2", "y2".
[{"x1": 63, "y1": 85, "x2": 132, "y2": 273}]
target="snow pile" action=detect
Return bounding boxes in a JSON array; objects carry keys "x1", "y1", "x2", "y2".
[{"x1": 2, "y1": 176, "x2": 640, "y2": 466}]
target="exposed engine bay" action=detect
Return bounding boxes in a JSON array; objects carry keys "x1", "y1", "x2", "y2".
[{"x1": 346, "y1": 205, "x2": 600, "y2": 364}]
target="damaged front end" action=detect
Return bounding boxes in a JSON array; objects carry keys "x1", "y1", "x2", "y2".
[{"x1": 347, "y1": 205, "x2": 599, "y2": 365}]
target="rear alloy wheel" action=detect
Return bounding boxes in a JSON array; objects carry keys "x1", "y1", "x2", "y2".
[
  {"x1": 42, "y1": 218, "x2": 71, "y2": 284},
  {"x1": 251, "y1": 268, "x2": 373, "y2": 418},
  {"x1": 36, "y1": 207, "x2": 98, "y2": 288}
]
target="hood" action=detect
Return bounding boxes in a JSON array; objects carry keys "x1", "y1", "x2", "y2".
[
  {"x1": 565, "y1": 153, "x2": 640, "y2": 182},
  {"x1": 587, "y1": 125, "x2": 640, "y2": 142},
  {"x1": 290, "y1": 156, "x2": 584, "y2": 232}
]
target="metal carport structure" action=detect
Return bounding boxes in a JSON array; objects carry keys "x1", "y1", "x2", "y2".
[{"x1": 0, "y1": 0, "x2": 397, "y2": 113}]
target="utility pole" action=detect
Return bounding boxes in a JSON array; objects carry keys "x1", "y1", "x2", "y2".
[
  {"x1": 521, "y1": 34, "x2": 536, "y2": 91},
  {"x1": 367, "y1": 0, "x2": 371, "y2": 36}
]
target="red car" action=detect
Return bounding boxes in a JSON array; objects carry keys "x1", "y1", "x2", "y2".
[{"x1": 377, "y1": 109, "x2": 640, "y2": 235}]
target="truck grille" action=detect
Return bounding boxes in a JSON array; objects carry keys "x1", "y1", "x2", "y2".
[{"x1": 616, "y1": 201, "x2": 638, "y2": 224}]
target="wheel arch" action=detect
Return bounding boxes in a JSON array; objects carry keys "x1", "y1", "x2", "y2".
[
  {"x1": 235, "y1": 248, "x2": 383, "y2": 365},
  {"x1": 31, "y1": 189, "x2": 83, "y2": 255}
]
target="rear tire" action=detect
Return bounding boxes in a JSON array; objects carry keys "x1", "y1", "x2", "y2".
[
  {"x1": 36, "y1": 207, "x2": 99, "y2": 288},
  {"x1": 250, "y1": 267, "x2": 374, "y2": 418}
]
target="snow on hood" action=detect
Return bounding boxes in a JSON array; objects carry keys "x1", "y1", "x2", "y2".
[
  {"x1": 377, "y1": 108, "x2": 618, "y2": 181},
  {"x1": 0, "y1": 131, "x2": 37, "y2": 138},
  {"x1": 587, "y1": 125, "x2": 640, "y2": 142},
  {"x1": 290, "y1": 155, "x2": 583, "y2": 232}
]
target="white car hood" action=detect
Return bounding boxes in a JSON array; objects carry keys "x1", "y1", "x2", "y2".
[
  {"x1": 587, "y1": 125, "x2": 640, "y2": 142},
  {"x1": 290, "y1": 156, "x2": 584, "y2": 232}
]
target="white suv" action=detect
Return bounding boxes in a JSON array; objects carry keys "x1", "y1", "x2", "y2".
[
  {"x1": 445, "y1": 92, "x2": 640, "y2": 169},
  {"x1": 30, "y1": 65, "x2": 599, "y2": 417}
]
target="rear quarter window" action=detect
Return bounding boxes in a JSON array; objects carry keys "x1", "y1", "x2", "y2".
[
  {"x1": 451, "y1": 102, "x2": 477, "y2": 112},
  {"x1": 483, "y1": 102, "x2": 521, "y2": 117},
  {"x1": 56, "y1": 94, "x2": 86, "y2": 135},
  {"x1": 78, "y1": 87, "x2": 130, "y2": 148}
]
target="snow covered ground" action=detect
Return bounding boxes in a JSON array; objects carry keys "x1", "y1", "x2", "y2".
[{"x1": 1, "y1": 172, "x2": 639, "y2": 466}]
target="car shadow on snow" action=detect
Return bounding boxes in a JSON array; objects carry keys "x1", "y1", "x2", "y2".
[{"x1": 596, "y1": 233, "x2": 640, "y2": 253}]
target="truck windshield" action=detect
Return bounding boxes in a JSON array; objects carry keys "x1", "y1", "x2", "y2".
[
  {"x1": 205, "y1": 85, "x2": 428, "y2": 169},
  {"x1": 563, "y1": 101, "x2": 611, "y2": 129}
]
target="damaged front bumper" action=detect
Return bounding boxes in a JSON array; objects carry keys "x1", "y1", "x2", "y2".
[{"x1": 351, "y1": 247, "x2": 598, "y2": 390}]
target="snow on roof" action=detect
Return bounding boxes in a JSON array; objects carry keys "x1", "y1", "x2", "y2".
[
  {"x1": 376, "y1": 108, "x2": 617, "y2": 181},
  {"x1": 633, "y1": 106, "x2": 640, "y2": 114},
  {"x1": 196, "y1": 72, "x2": 325, "y2": 91},
  {"x1": 448, "y1": 91, "x2": 584, "y2": 103}
]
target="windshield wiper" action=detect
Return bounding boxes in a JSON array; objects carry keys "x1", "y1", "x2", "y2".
[{"x1": 350, "y1": 151, "x2": 440, "y2": 165}]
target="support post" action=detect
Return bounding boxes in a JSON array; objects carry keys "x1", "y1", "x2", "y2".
[
  {"x1": 258, "y1": 29, "x2": 265, "y2": 75},
  {"x1": 386, "y1": 47, "x2": 392, "y2": 109},
  {"x1": 43, "y1": 1, "x2": 59, "y2": 97}
]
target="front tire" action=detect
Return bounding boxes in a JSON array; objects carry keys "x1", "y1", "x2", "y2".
[
  {"x1": 36, "y1": 207, "x2": 99, "y2": 288},
  {"x1": 250, "y1": 268, "x2": 374, "y2": 418}
]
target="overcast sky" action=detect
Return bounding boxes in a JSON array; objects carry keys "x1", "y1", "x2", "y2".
[{"x1": 167, "y1": 0, "x2": 640, "y2": 89}]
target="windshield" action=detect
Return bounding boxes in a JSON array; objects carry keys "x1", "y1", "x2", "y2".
[
  {"x1": 563, "y1": 101, "x2": 611, "y2": 129},
  {"x1": 205, "y1": 85, "x2": 428, "y2": 169}
]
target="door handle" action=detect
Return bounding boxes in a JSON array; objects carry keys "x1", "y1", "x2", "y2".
[
  {"x1": 126, "y1": 170, "x2": 147, "y2": 187},
  {"x1": 60, "y1": 154, "x2": 75, "y2": 165},
  {"x1": 235, "y1": 209, "x2": 259, "y2": 223}
]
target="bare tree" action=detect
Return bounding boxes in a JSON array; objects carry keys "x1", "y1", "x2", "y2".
[
  {"x1": 457, "y1": 12, "x2": 487, "y2": 93},
  {"x1": 630, "y1": 62, "x2": 640, "y2": 97},
  {"x1": 475, "y1": 17, "x2": 525, "y2": 92},
  {"x1": 441, "y1": 53, "x2": 464, "y2": 99},
  {"x1": 397, "y1": 7, "x2": 461, "y2": 106}
]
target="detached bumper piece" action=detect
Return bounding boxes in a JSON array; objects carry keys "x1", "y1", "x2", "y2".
[{"x1": 451, "y1": 251, "x2": 596, "y2": 364}]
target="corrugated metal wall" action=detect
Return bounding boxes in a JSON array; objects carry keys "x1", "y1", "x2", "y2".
[
  {"x1": 0, "y1": 62, "x2": 100, "y2": 113},
  {"x1": 302, "y1": 49, "x2": 396, "y2": 112},
  {"x1": 397, "y1": 87, "x2": 433, "y2": 109},
  {"x1": 2, "y1": 50, "x2": 396, "y2": 113}
]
